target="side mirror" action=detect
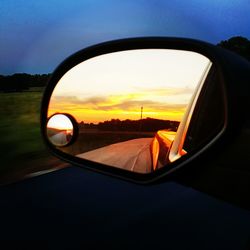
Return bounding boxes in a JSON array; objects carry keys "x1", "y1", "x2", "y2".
[{"x1": 41, "y1": 37, "x2": 250, "y2": 183}]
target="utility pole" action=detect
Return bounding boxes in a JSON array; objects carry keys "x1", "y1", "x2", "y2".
[
  {"x1": 140, "y1": 106, "x2": 143, "y2": 131},
  {"x1": 140, "y1": 106, "x2": 143, "y2": 120}
]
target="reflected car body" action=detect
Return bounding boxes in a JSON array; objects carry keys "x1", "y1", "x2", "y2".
[{"x1": 152, "y1": 130, "x2": 176, "y2": 169}]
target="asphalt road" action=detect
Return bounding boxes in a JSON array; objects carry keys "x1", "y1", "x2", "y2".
[
  {"x1": 76, "y1": 130, "x2": 177, "y2": 173},
  {"x1": 77, "y1": 138, "x2": 153, "y2": 173}
]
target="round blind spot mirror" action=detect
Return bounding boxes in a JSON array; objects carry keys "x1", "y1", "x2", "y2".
[{"x1": 47, "y1": 113, "x2": 75, "y2": 147}]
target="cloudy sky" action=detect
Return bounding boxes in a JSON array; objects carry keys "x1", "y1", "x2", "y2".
[{"x1": 1, "y1": 0, "x2": 250, "y2": 75}]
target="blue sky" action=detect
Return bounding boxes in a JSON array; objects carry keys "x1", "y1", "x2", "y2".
[{"x1": 1, "y1": 0, "x2": 250, "y2": 74}]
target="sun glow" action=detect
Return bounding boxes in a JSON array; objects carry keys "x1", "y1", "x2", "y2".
[{"x1": 47, "y1": 114, "x2": 73, "y2": 130}]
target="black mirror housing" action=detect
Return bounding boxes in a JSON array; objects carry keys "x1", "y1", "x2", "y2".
[{"x1": 40, "y1": 37, "x2": 250, "y2": 183}]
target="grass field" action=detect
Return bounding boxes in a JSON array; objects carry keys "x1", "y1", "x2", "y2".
[{"x1": 0, "y1": 91, "x2": 63, "y2": 185}]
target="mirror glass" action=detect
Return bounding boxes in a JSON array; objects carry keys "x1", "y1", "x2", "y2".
[
  {"x1": 47, "y1": 49, "x2": 211, "y2": 173},
  {"x1": 47, "y1": 114, "x2": 74, "y2": 146}
]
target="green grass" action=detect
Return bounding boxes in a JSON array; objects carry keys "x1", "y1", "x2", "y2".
[{"x1": 0, "y1": 92, "x2": 60, "y2": 184}]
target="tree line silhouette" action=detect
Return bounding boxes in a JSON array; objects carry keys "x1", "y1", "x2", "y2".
[
  {"x1": 0, "y1": 73, "x2": 51, "y2": 92},
  {"x1": 80, "y1": 118, "x2": 180, "y2": 132},
  {"x1": 217, "y1": 36, "x2": 250, "y2": 61}
]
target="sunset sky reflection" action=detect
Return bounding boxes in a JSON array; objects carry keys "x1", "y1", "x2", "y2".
[{"x1": 48, "y1": 49, "x2": 211, "y2": 123}]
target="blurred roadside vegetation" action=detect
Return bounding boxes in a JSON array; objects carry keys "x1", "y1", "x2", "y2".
[
  {"x1": 0, "y1": 36, "x2": 249, "y2": 185},
  {"x1": 0, "y1": 91, "x2": 60, "y2": 184},
  {"x1": 0, "y1": 73, "x2": 51, "y2": 92}
]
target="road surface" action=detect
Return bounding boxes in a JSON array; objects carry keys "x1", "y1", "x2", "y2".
[{"x1": 77, "y1": 138, "x2": 153, "y2": 173}]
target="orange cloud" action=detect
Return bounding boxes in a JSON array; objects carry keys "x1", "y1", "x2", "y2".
[{"x1": 48, "y1": 87, "x2": 191, "y2": 123}]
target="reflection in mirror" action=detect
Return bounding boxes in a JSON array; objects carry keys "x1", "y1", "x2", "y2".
[
  {"x1": 47, "y1": 114, "x2": 74, "y2": 147},
  {"x1": 47, "y1": 49, "x2": 212, "y2": 173}
]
